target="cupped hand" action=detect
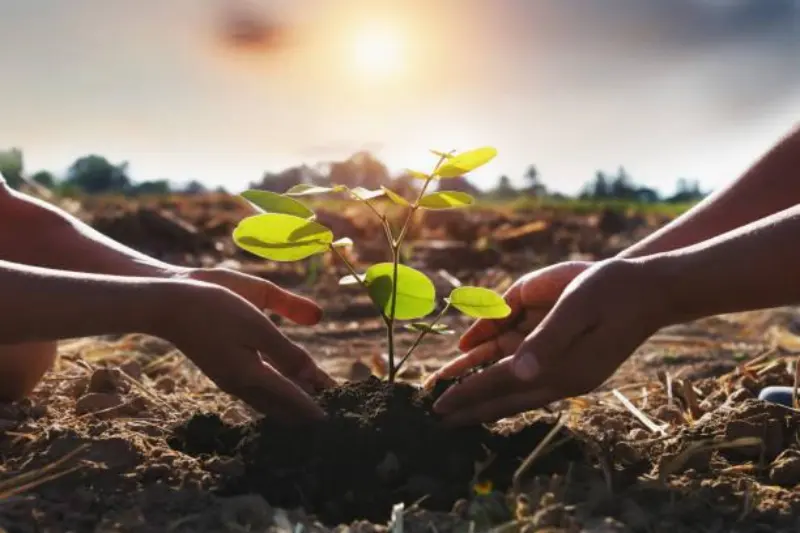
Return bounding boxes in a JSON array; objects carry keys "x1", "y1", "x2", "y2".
[
  {"x1": 179, "y1": 267, "x2": 334, "y2": 394},
  {"x1": 432, "y1": 258, "x2": 671, "y2": 426},
  {"x1": 425, "y1": 261, "x2": 592, "y2": 386},
  {"x1": 157, "y1": 274, "x2": 334, "y2": 424}
]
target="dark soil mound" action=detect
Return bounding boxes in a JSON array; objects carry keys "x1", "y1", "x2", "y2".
[{"x1": 168, "y1": 377, "x2": 582, "y2": 525}]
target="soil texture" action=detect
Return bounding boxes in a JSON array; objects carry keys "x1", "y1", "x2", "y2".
[{"x1": 168, "y1": 377, "x2": 582, "y2": 525}]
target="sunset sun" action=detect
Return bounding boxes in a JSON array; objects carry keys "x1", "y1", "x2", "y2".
[{"x1": 350, "y1": 25, "x2": 405, "y2": 79}]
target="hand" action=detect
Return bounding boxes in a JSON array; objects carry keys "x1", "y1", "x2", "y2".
[
  {"x1": 180, "y1": 267, "x2": 334, "y2": 394},
  {"x1": 180, "y1": 267, "x2": 323, "y2": 326},
  {"x1": 432, "y1": 259, "x2": 671, "y2": 426},
  {"x1": 425, "y1": 261, "x2": 592, "y2": 385},
  {"x1": 157, "y1": 278, "x2": 334, "y2": 424}
]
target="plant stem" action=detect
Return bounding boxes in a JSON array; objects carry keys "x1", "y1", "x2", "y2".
[
  {"x1": 395, "y1": 301, "x2": 451, "y2": 375},
  {"x1": 387, "y1": 154, "x2": 449, "y2": 382},
  {"x1": 329, "y1": 245, "x2": 388, "y2": 324}
]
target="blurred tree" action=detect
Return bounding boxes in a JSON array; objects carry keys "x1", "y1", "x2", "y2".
[
  {"x1": 65, "y1": 155, "x2": 131, "y2": 194},
  {"x1": 492, "y1": 175, "x2": 516, "y2": 199},
  {"x1": 183, "y1": 180, "x2": 208, "y2": 195},
  {"x1": 131, "y1": 180, "x2": 171, "y2": 196},
  {"x1": 581, "y1": 171, "x2": 609, "y2": 199},
  {"x1": 667, "y1": 177, "x2": 705, "y2": 203},
  {"x1": 524, "y1": 165, "x2": 547, "y2": 196},
  {"x1": 30, "y1": 170, "x2": 56, "y2": 188},
  {"x1": 0, "y1": 148, "x2": 24, "y2": 189}
]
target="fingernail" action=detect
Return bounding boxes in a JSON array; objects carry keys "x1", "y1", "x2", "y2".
[{"x1": 512, "y1": 352, "x2": 540, "y2": 381}]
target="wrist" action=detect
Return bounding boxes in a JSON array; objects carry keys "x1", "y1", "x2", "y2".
[{"x1": 634, "y1": 251, "x2": 710, "y2": 327}]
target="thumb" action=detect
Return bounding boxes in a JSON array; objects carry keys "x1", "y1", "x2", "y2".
[{"x1": 511, "y1": 291, "x2": 596, "y2": 381}]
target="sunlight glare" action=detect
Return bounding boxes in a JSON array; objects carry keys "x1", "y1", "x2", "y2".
[{"x1": 351, "y1": 25, "x2": 404, "y2": 79}]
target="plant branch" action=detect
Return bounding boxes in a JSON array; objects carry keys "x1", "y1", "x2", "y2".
[
  {"x1": 329, "y1": 244, "x2": 387, "y2": 322},
  {"x1": 395, "y1": 301, "x2": 451, "y2": 375},
  {"x1": 395, "y1": 155, "x2": 448, "y2": 246}
]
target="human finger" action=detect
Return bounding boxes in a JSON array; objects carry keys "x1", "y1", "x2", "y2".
[
  {"x1": 426, "y1": 329, "x2": 525, "y2": 386},
  {"x1": 442, "y1": 386, "x2": 559, "y2": 427},
  {"x1": 249, "y1": 278, "x2": 323, "y2": 325},
  {"x1": 433, "y1": 356, "x2": 521, "y2": 414},
  {"x1": 224, "y1": 357, "x2": 326, "y2": 424},
  {"x1": 458, "y1": 282, "x2": 524, "y2": 351}
]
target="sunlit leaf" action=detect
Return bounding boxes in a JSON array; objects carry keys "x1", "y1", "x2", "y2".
[
  {"x1": 381, "y1": 186, "x2": 410, "y2": 206},
  {"x1": 365, "y1": 263, "x2": 436, "y2": 320},
  {"x1": 404, "y1": 322, "x2": 454, "y2": 335},
  {"x1": 446, "y1": 286, "x2": 511, "y2": 318},
  {"x1": 285, "y1": 183, "x2": 347, "y2": 196},
  {"x1": 233, "y1": 213, "x2": 333, "y2": 262},
  {"x1": 418, "y1": 191, "x2": 474, "y2": 210},
  {"x1": 339, "y1": 273, "x2": 365, "y2": 286},
  {"x1": 435, "y1": 147, "x2": 498, "y2": 178},
  {"x1": 240, "y1": 190, "x2": 314, "y2": 218},
  {"x1": 350, "y1": 187, "x2": 385, "y2": 201},
  {"x1": 332, "y1": 237, "x2": 354, "y2": 248},
  {"x1": 406, "y1": 170, "x2": 431, "y2": 180}
]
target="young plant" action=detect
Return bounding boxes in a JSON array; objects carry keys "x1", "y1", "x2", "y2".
[{"x1": 231, "y1": 147, "x2": 512, "y2": 382}]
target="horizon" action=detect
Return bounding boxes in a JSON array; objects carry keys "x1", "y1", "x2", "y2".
[{"x1": 1, "y1": 0, "x2": 799, "y2": 196}]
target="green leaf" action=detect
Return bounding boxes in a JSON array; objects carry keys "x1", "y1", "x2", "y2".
[
  {"x1": 381, "y1": 186, "x2": 410, "y2": 206},
  {"x1": 418, "y1": 191, "x2": 474, "y2": 210},
  {"x1": 285, "y1": 184, "x2": 347, "y2": 196},
  {"x1": 233, "y1": 213, "x2": 333, "y2": 262},
  {"x1": 446, "y1": 286, "x2": 511, "y2": 319},
  {"x1": 339, "y1": 273, "x2": 365, "y2": 286},
  {"x1": 365, "y1": 263, "x2": 436, "y2": 320},
  {"x1": 406, "y1": 169, "x2": 431, "y2": 180},
  {"x1": 404, "y1": 322, "x2": 454, "y2": 335},
  {"x1": 332, "y1": 237, "x2": 354, "y2": 248},
  {"x1": 350, "y1": 187, "x2": 385, "y2": 201},
  {"x1": 435, "y1": 147, "x2": 498, "y2": 178},
  {"x1": 240, "y1": 190, "x2": 314, "y2": 218}
]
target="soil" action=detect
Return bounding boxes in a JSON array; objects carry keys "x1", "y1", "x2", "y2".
[{"x1": 167, "y1": 377, "x2": 582, "y2": 526}]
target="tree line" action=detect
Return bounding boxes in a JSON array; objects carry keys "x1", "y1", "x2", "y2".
[{"x1": 0, "y1": 147, "x2": 708, "y2": 203}]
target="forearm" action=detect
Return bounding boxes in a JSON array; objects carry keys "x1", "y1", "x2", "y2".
[
  {"x1": 641, "y1": 203, "x2": 800, "y2": 324},
  {"x1": 0, "y1": 186, "x2": 177, "y2": 277},
  {"x1": 0, "y1": 259, "x2": 183, "y2": 345},
  {"x1": 618, "y1": 124, "x2": 800, "y2": 258}
]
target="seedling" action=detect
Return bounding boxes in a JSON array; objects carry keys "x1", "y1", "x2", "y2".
[{"x1": 232, "y1": 147, "x2": 512, "y2": 382}]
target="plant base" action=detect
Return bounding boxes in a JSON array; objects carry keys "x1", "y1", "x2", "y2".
[{"x1": 168, "y1": 377, "x2": 581, "y2": 525}]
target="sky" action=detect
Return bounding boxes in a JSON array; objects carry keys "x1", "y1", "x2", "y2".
[{"x1": 1, "y1": 0, "x2": 799, "y2": 195}]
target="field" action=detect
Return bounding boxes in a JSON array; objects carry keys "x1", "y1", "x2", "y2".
[{"x1": 2, "y1": 192, "x2": 800, "y2": 533}]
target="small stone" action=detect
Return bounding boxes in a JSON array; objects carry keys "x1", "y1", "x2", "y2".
[
  {"x1": 654, "y1": 404, "x2": 685, "y2": 424},
  {"x1": 76, "y1": 392, "x2": 125, "y2": 416},
  {"x1": 770, "y1": 449, "x2": 800, "y2": 487},
  {"x1": 348, "y1": 361, "x2": 373, "y2": 382},
  {"x1": 119, "y1": 360, "x2": 142, "y2": 382},
  {"x1": 88, "y1": 368, "x2": 129, "y2": 394},
  {"x1": 221, "y1": 405, "x2": 249, "y2": 425},
  {"x1": 64, "y1": 377, "x2": 90, "y2": 398},
  {"x1": 628, "y1": 428, "x2": 648, "y2": 441},
  {"x1": 154, "y1": 376, "x2": 175, "y2": 394},
  {"x1": 614, "y1": 442, "x2": 640, "y2": 464},
  {"x1": 727, "y1": 388, "x2": 754, "y2": 404},
  {"x1": 75, "y1": 392, "x2": 145, "y2": 419}
]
